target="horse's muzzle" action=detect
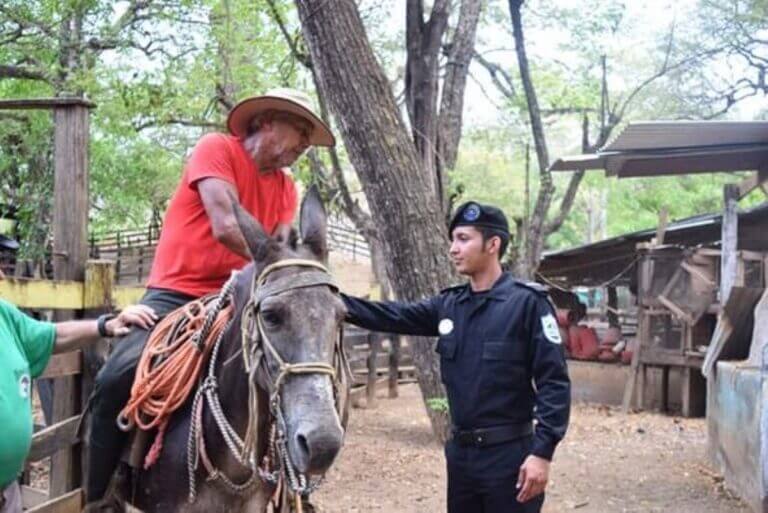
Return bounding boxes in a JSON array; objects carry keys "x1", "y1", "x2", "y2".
[{"x1": 290, "y1": 420, "x2": 344, "y2": 474}]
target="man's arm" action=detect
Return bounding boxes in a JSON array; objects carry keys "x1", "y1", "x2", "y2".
[
  {"x1": 53, "y1": 305, "x2": 157, "y2": 354},
  {"x1": 517, "y1": 294, "x2": 571, "y2": 503},
  {"x1": 342, "y1": 294, "x2": 440, "y2": 337},
  {"x1": 197, "y1": 177, "x2": 252, "y2": 259}
]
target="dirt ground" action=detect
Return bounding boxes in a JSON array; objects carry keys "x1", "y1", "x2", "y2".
[{"x1": 313, "y1": 384, "x2": 748, "y2": 513}]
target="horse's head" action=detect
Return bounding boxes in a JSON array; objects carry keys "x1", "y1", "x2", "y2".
[{"x1": 231, "y1": 186, "x2": 347, "y2": 476}]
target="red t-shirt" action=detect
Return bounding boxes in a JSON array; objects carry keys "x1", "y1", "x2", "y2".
[{"x1": 147, "y1": 133, "x2": 297, "y2": 297}]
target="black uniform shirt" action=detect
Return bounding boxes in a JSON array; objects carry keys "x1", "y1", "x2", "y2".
[{"x1": 342, "y1": 272, "x2": 571, "y2": 460}]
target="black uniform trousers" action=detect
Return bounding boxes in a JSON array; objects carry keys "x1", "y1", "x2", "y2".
[
  {"x1": 86, "y1": 288, "x2": 195, "y2": 502},
  {"x1": 446, "y1": 435, "x2": 545, "y2": 513}
]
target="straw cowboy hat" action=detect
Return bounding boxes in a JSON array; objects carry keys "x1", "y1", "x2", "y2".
[{"x1": 227, "y1": 88, "x2": 335, "y2": 147}]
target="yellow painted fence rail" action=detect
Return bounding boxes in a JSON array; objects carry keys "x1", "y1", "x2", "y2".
[{"x1": 0, "y1": 259, "x2": 145, "y2": 310}]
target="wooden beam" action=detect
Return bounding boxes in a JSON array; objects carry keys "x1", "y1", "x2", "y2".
[
  {"x1": 366, "y1": 333, "x2": 382, "y2": 409},
  {"x1": 53, "y1": 103, "x2": 90, "y2": 284},
  {"x1": 0, "y1": 278, "x2": 85, "y2": 309},
  {"x1": 639, "y1": 348, "x2": 705, "y2": 368},
  {"x1": 25, "y1": 488, "x2": 82, "y2": 513},
  {"x1": 38, "y1": 351, "x2": 82, "y2": 380},
  {"x1": 83, "y1": 260, "x2": 115, "y2": 309},
  {"x1": 737, "y1": 166, "x2": 768, "y2": 199},
  {"x1": 113, "y1": 285, "x2": 146, "y2": 309},
  {"x1": 0, "y1": 275, "x2": 143, "y2": 309},
  {"x1": 623, "y1": 208, "x2": 668, "y2": 413},
  {"x1": 654, "y1": 207, "x2": 669, "y2": 246},
  {"x1": 21, "y1": 485, "x2": 48, "y2": 508},
  {"x1": 721, "y1": 184, "x2": 740, "y2": 304},
  {"x1": 28, "y1": 415, "x2": 81, "y2": 461}
]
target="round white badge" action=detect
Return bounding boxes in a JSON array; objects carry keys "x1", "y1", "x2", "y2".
[
  {"x1": 438, "y1": 318, "x2": 454, "y2": 336},
  {"x1": 541, "y1": 314, "x2": 562, "y2": 344}
]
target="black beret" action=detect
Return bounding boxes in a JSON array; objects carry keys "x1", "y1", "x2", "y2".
[{"x1": 449, "y1": 201, "x2": 510, "y2": 237}]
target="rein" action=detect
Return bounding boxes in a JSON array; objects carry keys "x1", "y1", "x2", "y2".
[{"x1": 187, "y1": 259, "x2": 350, "y2": 510}]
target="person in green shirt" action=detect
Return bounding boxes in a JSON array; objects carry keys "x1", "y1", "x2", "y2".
[{"x1": 0, "y1": 299, "x2": 156, "y2": 513}]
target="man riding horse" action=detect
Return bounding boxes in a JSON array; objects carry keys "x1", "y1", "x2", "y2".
[{"x1": 86, "y1": 89, "x2": 335, "y2": 511}]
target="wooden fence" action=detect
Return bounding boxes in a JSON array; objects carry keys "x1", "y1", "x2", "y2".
[
  {"x1": 343, "y1": 328, "x2": 415, "y2": 408},
  {"x1": 2, "y1": 260, "x2": 144, "y2": 512}
]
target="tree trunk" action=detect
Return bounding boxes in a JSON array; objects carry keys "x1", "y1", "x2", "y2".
[
  {"x1": 509, "y1": 0, "x2": 553, "y2": 280},
  {"x1": 295, "y1": 0, "x2": 454, "y2": 442},
  {"x1": 438, "y1": 0, "x2": 483, "y2": 173},
  {"x1": 405, "y1": 0, "x2": 450, "y2": 204}
]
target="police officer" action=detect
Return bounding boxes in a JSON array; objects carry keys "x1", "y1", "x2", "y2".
[{"x1": 342, "y1": 201, "x2": 570, "y2": 513}]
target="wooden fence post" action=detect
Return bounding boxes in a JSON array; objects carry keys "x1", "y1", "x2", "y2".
[
  {"x1": 721, "y1": 184, "x2": 740, "y2": 304},
  {"x1": 50, "y1": 99, "x2": 93, "y2": 497},
  {"x1": 366, "y1": 333, "x2": 381, "y2": 408},
  {"x1": 388, "y1": 335, "x2": 400, "y2": 398}
]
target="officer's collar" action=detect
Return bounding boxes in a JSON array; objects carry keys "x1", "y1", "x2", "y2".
[{"x1": 457, "y1": 272, "x2": 513, "y2": 303}]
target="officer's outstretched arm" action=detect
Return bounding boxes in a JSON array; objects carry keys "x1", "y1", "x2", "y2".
[
  {"x1": 341, "y1": 293, "x2": 440, "y2": 337},
  {"x1": 527, "y1": 295, "x2": 571, "y2": 461}
]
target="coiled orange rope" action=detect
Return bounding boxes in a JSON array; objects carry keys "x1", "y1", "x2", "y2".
[{"x1": 119, "y1": 295, "x2": 234, "y2": 468}]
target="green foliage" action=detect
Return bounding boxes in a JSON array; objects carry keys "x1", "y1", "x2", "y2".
[
  {"x1": 426, "y1": 397, "x2": 450, "y2": 413},
  {"x1": 1, "y1": 0, "x2": 765, "y2": 263},
  {"x1": 0, "y1": 0, "x2": 306, "y2": 256}
]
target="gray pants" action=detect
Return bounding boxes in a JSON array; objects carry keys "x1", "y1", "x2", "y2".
[{"x1": 0, "y1": 481, "x2": 21, "y2": 513}]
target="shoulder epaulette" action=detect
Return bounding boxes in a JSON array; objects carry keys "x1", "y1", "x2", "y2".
[{"x1": 514, "y1": 280, "x2": 549, "y2": 295}]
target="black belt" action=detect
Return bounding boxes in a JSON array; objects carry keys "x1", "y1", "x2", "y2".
[{"x1": 452, "y1": 423, "x2": 533, "y2": 447}]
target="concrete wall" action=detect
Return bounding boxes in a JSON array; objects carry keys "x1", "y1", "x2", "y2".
[
  {"x1": 568, "y1": 360, "x2": 691, "y2": 413},
  {"x1": 708, "y1": 361, "x2": 768, "y2": 513}
]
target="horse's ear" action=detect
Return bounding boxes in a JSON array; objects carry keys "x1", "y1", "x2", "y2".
[
  {"x1": 229, "y1": 192, "x2": 280, "y2": 264},
  {"x1": 299, "y1": 184, "x2": 328, "y2": 261}
]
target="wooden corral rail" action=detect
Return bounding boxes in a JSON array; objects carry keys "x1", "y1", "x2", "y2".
[
  {"x1": 1, "y1": 259, "x2": 144, "y2": 512},
  {"x1": 343, "y1": 328, "x2": 414, "y2": 408},
  {"x1": 1, "y1": 262, "x2": 145, "y2": 310},
  {"x1": 84, "y1": 219, "x2": 369, "y2": 285},
  {"x1": 89, "y1": 225, "x2": 161, "y2": 285}
]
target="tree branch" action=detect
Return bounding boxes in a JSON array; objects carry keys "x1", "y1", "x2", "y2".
[
  {"x1": 265, "y1": 0, "x2": 312, "y2": 68},
  {"x1": 438, "y1": 0, "x2": 483, "y2": 171},
  {"x1": 473, "y1": 51, "x2": 516, "y2": 101},
  {"x1": 133, "y1": 117, "x2": 221, "y2": 131},
  {"x1": 0, "y1": 64, "x2": 50, "y2": 82}
]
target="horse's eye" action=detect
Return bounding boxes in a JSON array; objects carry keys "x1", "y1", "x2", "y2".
[{"x1": 261, "y1": 309, "x2": 282, "y2": 327}]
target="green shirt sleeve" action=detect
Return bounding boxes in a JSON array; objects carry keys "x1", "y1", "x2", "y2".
[{"x1": 1, "y1": 299, "x2": 55, "y2": 378}]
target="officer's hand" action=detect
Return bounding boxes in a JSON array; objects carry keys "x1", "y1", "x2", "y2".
[
  {"x1": 516, "y1": 455, "x2": 550, "y2": 503},
  {"x1": 107, "y1": 305, "x2": 158, "y2": 336}
]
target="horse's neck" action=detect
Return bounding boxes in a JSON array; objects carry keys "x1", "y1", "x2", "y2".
[{"x1": 201, "y1": 277, "x2": 271, "y2": 469}]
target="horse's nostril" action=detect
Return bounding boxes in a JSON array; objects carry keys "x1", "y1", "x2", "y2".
[{"x1": 296, "y1": 433, "x2": 311, "y2": 460}]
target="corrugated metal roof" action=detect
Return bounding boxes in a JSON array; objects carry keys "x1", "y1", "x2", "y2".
[
  {"x1": 602, "y1": 121, "x2": 768, "y2": 151},
  {"x1": 551, "y1": 145, "x2": 768, "y2": 175},
  {"x1": 550, "y1": 121, "x2": 768, "y2": 177},
  {"x1": 538, "y1": 202, "x2": 768, "y2": 286}
]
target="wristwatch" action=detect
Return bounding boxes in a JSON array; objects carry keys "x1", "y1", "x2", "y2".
[{"x1": 97, "y1": 313, "x2": 117, "y2": 337}]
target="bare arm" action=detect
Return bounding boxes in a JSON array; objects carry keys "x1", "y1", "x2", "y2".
[
  {"x1": 197, "y1": 177, "x2": 252, "y2": 259},
  {"x1": 53, "y1": 305, "x2": 157, "y2": 354}
]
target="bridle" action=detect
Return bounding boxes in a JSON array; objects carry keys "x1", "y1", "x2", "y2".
[{"x1": 187, "y1": 259, "x2": 351, "y2": 507}]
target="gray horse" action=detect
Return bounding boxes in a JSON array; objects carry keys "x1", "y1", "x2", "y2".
[{"x1": 109, "y1": 187, "x2": 349, "y2": 513}]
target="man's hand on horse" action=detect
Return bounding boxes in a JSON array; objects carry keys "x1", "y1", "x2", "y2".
[
  {"x1": 516, "y1": 454, "x2": 550, "y2": 503},
  {"x1": 106, "y1": 305, "x2": 159, "y2": 336}
]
